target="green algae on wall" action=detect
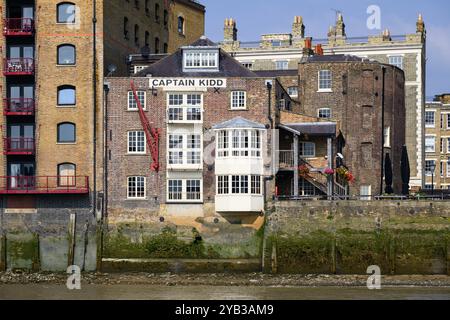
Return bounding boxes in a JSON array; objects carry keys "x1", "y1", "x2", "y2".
[{"x1": 6, "y1": 233, "x2": 39, "y2": 271}]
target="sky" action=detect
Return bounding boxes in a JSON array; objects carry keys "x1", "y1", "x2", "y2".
[{"x1": 201, "y1": 0, "x2": 450, "y2": 98}]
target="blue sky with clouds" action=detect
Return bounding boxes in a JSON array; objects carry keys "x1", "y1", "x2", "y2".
[{"x1": 201, "y1": 0, "x2": 450, "y2": 98}]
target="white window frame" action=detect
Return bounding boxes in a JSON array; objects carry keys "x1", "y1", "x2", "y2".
[
  {"x1": 275, "y1": 60, "x2": 289, "y2": 70},
  {"x1": 425, "y1": 111, "x2": 436, "y2": 128},
  {"x1": 318, "y1": 108, "x2": 332, "y2": 119},
  {"x1": 127, "y1": 131, "x2": 146, "y2": 154},
  {"x1": 167, "y1": 179, "x2": 203, "y2": 203},
  {"x1": 217, "y1": 175, "x2": 262, "y2": 195},
  {"x1": 388, "y1": 55, "x2": 404, "y2": 70},
  {"x1": 128, "y1": 91, "x2": 146, "y2": 111},
  {"x1": 300, "y1": 142, "x2": 316, "y2": 157},
  {"x1": 217, "y1": 129, "x2": 262, "y2": 159},
  {"x1": 168, "y1": 133, "x2": 202, "y2": 167},
  {"x1": 231, "y1": 91, "x2": 247, "y2": 110},
  {"x1": 425, "y1": 136, "x2": 436, "y2": 153},
  {"x1": 287, "y1": 86, "x2": 298, "y2": 97},
  {"x1": 360, "y1": 185, "x2": 372, "y2": 201},
  {"x1": 441, "y1": 161, "x2": 445, "y2": 177},
  {"x1": 183, "y1": 51, "x2": 219, "y2": 70},
  {"x1": 447, "y1": 158, "x2": 450, "y2": 177},
  {"x1": 127, "y1": 176, "x2": 146, "y2": 199},
  {"x1": 318, "y1": 70, "x2": 332, "y2": 92},
  {"x1": 167, "y1": 93, "x2": 203, "y2": 123}
]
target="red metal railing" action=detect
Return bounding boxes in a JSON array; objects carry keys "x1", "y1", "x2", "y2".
[
  {"x1": 3, "y1": 18, "x2": 34, "y2": 36},
  {"x1": 3, "y1": 58, "x2": 34, "y2": 75},
  {"x1": 3, "y1": 137, "x2": 35, "y2": 155},
  {"x1": 3, "y1": 98, "x2": 35, "y2": 115},
  {"x1": 0, "y1": 176, "x2": 89, "y2": 194}
]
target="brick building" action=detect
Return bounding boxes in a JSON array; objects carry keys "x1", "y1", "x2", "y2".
[
  {"x1": 221, "y1": 13, "x2": 426, "y2": 190},
  {"x1": 297, "y1": 55, "x2": 406, "y2": 196},
  {"x1": 0, "y1": 0, "x2": 204, "y2": 271},
  {"x1": 424, "y1": 94, "x2": 450, "y2": 190},
  {"x1": 0, "y1": 0, "x2": 204, "y2": 213},
  {"x1": 105, "y1": 37, "x2": 406, "y2": 221}
]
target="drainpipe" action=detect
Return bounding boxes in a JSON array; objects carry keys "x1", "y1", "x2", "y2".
[
  {"x1": 103, "y1": 83, "x2": 110, "y2": 220},
  {"x1": 92, "y1": 0, "x2": 98, "y2": 218},
  {"x1": 266, "y1": 81, "x2": 273, "y2": 129},
  {"x1": 380, "y1": 66, "x2": 386, "y2": 195}
]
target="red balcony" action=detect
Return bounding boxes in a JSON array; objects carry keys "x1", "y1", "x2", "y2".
[
  {"x1": 3, "y1": 137, "x2": 35, "y2": 155},
  {"x1": 0, "y1": 176, "x2": 89, "y2": 194},
  {"x1": 3, "y1": 18, "x2": 34, "y2": 36},
  {"x1": 3, "y1": 98, "x2": 35, "y2": 116},
  {"x1": 3, "y1": 58, "x2": 34, "y2": 75}
]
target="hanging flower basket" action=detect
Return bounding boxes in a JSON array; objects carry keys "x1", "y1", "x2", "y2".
[
  {"x1": 299, "y1": 164, "x2": 310, "y2": 178},
  {"x1": 336, "y1": 166, "x2": 355, "y2": 184},
  {"x1": 323, "y1": 168, "x2": 335, "y2": 177}
]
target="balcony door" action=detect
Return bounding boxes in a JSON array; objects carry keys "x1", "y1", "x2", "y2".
[
  {"x1": 8, "y1": 163, "x2": 35, "y2": 189},
  {"x1": 9, "y1": 46, "x2": 34, "y2": 59},
  {"x1": 8, "y1": 124, "x2": 34, "y2": 151},
  {"x1": 9, "y1": 85, "x2": 34, "y2": 112},
  {"x1": 8, "y1": 6, "x2": 34, "y2": 19}
]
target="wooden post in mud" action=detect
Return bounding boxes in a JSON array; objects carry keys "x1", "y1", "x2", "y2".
[
  {"x1": 32, "y1": 234, "x2": 40, "y2": 271},
  {"x1": 447, "y1": 238, "x2": 450, "y2": 276},
  {"x1": 0, "y1": 235, "x2": 6, "y2": 271},
  {"x1": 68, "y1": 213, "x2": 76, "y2": 267},
  {"x1": 271, "y1": 243, "x2": 278, "y2": 274}
]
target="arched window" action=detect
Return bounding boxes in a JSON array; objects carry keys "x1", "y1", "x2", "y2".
[
  {"x1": 164, "y1": 10, "x2": 169, "y2": 27},
  {"x1": 57, "y1": 44, "x2": 76, "y2": 65},
  {"x1": 57, "y1": 85, "x2": 76, "y2": 106},
  {"x1": 58, "y1": 163, "x2": 76, "y2": 187},
  {"x1": 155, "y1": 37, "x2": 160, "y2": 54},
  {"x1": 145, "y1": 31, "x2": 150, "y2": 47},
  {"x1": 57, "y1": 122, "x2": 76, "y2": 143},
  {"x1": 178, "y1": 16, "x2": 185, "y2": 35},
  {"x1": 123, "y1": 17, "x2": 129, "y2": 39},
  {"x1": 57, "y1": 2, "x2": 76, "y2": 23},
  {"x1": 134, "y1": 24, "x2": 139, "y2": 46}
]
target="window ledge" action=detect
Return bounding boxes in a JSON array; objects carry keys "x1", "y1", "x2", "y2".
[
  {"x1": 57, "y1": 105, "x2": 76, "y2": 108},
  {"x1": 57, "y1": 142, "x2": 77, "y2": 145},
  {"x1": 317, "y1": 89, "x2": 333, "y2": 93},
  {"x1": 127, "y1": 153, "x2": 147, "y2": 156},
  {"x1": 56, "y1": 64, "x2": 77, "y2": 67}
]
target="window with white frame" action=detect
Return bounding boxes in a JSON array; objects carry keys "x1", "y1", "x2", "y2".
[
  {"x1": 447, "y1": 114, "x2": 450, "y2": 129},
  {"x1": 441, "y1": 162, "x2": 445, "y2": 177},
  {"x1": 217, "y1": 176, "x2": 229, "y2": 194},
  {"x1": 128, "y1": 91, "x2": 146, "y2": 110},
  {"x1": 218, "y1": 175, "x2": 262, "y2": 195},
  {"x1": 287, "y1": 86, "x2": 298, "y2": 97},
  {"x1": 318, "y1": 70, "x2": 332, "y2": 91},
  {"x1": 127, "y1": 176, "x2": 146, "y2": 199},
  {"x1": 217, "y1": 130, "x2": 229, "y2": 157},
  {"x1": 425, "y1": 136, "x2": 436, "y2": 153},
  {"x1": 184, "y1": 51, "x2": 218, "y2": 70},
  {"x1": 167, "y1": 179, "x2": 202, "y2": 202},
  {"x1": 231, "y1": 91, "x2": 247, "y2": 109},
  {"x1": 389, "y1": 56, "x2": 403, "y2": 70},
  {"x1": 425, "y1": 160, "x2": 436, "y2": 176},
  {"x1": 299, "y1": 142, "x2": 315, "y2": 157},
  {"x1": 447, "y1": 138, "x2": 450, "y2": 154},
  {"x1": 168, "y1": 133, "x2": 202, "y2": 166},
  {"x1": 168, "y1": 134, "x2": 183, "y2": 164},
  {"x1": 168, "y1": 93, "x2": 203, "y2": 122},
  {"x1": 128, "y1": 131, "x2": 146, "y2": 154},
  {"x1": 441, "y1": 138, "x2": 445, "y2": 154},
  {"x1": 217, "y1": 129, "x2": 262, "y2": 158},
  {"x1": 318, "y1": 108, "x2": 331, "y2": 119},
  {"x1": 168, "y1": 179, "x2": 183, "y2": 200},
  {"x1": 425, "y1": 111, "x2": 435, "y2": 127},
  {"x1": 447, "y1": 158, "x2": 450, "y2": 177},
  {"x1": 275, "y1": 60, "x2": 289, "y2": 70},
  {"x1": 187, "y1": 134, "x2": 201, "y2": 165}
]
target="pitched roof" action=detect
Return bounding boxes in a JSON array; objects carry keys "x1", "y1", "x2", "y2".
[
  {"x1": 253, "y1": 70, "x2": 298, "y2": 77},
  {"x1": 304, "y1": 54, "x2": 365, "y2": 63},
  {"x1": 213, "y1": 117, "x2": 266, "y2": 130},
  {"x1": 135, "y1": 37, "x2": 258, "y2": 78},
  {"x1": 280, "y1": 122, "x2": 336, "y2": 137}
]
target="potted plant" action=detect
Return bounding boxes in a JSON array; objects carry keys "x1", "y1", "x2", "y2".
[{"x1": 323, "y1": 168, "x2": 335, "y2": 177}]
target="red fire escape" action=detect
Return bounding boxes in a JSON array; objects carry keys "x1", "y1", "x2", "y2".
[{"x1": 130, "y1": 80, "x2": 160, "y2": 172}]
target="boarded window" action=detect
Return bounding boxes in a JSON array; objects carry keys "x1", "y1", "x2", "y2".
[{"x1": 361, "y1": 143, "x2": 373, "y2": 169}]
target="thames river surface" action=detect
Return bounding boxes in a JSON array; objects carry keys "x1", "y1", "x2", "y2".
[{"x1": 1, "y1": 285, "x2": 450, "y2": 300}]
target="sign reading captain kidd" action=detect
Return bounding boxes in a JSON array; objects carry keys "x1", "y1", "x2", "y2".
[{"x1": 149, "y1": 78, "x2": 227, "y2": 88}]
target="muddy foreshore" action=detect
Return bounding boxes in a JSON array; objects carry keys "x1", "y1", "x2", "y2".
[{"x1": 1, "y1": 272, "x2": 450, "y2": 287}]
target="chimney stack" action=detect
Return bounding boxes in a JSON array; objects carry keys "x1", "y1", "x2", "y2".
[
  {"x1": 292, "y1": 16, "x2": 305, "y2": 39},
  {"x1": 224, "y1": 18, "x2": 238, "y2": 42},
  {"x1": 315, "y1": 44, "x2": 324, "y2": 55}
]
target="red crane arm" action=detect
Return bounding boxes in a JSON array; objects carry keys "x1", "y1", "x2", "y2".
[{"x1": 130, "y1": 80, "x2": 160, "y2": 172}]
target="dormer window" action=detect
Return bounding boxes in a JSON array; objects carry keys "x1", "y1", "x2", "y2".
[{"x1": 183, "y1": 50, "x2": 219, "y2": 72}]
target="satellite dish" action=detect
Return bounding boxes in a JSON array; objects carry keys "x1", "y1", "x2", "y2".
[{"x1": 107, "y1": 64, "x2": 117, "y2": 76}]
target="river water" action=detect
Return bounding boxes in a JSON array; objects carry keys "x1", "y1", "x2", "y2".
[{"x1": 1, "y1": 285, "x2": 449, "y2": 300}]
